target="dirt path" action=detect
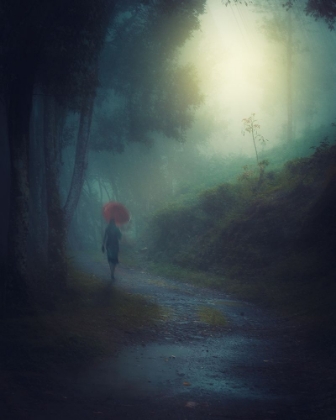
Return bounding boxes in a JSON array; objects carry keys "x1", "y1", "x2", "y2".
[
  {"x1": 60, "y1": 259, "x2": 316, "y2": 420},
  {"x1": 5, "y1": 259, "x2": 326, "y2": 420}
]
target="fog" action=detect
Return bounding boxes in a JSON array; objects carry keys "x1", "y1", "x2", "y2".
[
  {"x1": 61, "y1": 0, "x2": 336, "y2": 247},
  {"x1": 182, "y1": 0, "x2": 336, "y2": 155},
  {"x1": 1, "y1": 2, "x2": 336, "y2": 415},
  {"x1": 2, "y1": 0, "x2": 336, "y2": 294}
]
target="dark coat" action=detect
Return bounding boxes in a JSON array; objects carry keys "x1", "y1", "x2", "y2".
[{"x1": 104, "y1": 222, "x2": 122, "y2": 263}]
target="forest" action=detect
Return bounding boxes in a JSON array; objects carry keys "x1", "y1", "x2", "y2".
[{"x1": 1, "y1": 0, "x2": 336, "y2": 418}]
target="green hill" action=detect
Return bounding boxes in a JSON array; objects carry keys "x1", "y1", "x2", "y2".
[{"x1": 142, "y1": 141, "x2": 336, "y2": 341}]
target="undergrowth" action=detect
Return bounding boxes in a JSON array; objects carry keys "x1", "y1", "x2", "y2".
[
  {"x1": 140, "y1": 141, "x2": 336, "y2": 340},
  {"x1": 0, "y1": 267, "x2": 161, "y2": 376}
]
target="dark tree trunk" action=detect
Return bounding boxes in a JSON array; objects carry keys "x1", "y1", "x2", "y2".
[
  {"x1": 5, "y1": 75, "x2": 34, "y2": 314},
  {"x1": 43, "y1": 94, "x2": 67, "y2": 294},
  {"x1": 55, "y1": 105, "x2": 67, "y2": 168},
  {"x1": 0, "y1": 98, "x2": 10, "y2": 262},
  {"x1": 63, "y1": 92, "x2": 95, "y2": 227},
  {"x1": 29, "y1": 92, "x2": 48, "y2": 278}
]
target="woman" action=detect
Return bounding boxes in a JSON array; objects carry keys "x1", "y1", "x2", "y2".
[{"x1": 102, "y1": 218, "x2": 122, "y2": 281}]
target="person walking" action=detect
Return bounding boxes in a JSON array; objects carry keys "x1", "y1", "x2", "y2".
[{"x1": 102, "y1": 218, "x2": 122, "y2": 281}]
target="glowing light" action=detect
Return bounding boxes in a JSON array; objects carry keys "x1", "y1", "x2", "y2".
[
  {"x1": 197, "y1": 1, "x2": 265, "y2": 110},
  {"x1": 180, "y1": 0, "x2": 272, "y2": 154}
]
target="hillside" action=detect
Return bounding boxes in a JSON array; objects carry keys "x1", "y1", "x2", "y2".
[{"x1": 142, "y1": 141, "x2": 336, "y2": 342}]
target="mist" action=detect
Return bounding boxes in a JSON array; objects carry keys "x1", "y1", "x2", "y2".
[
  {"x1": 1, "y1": 1, "x2": 336, "y2": 418},
  {"x1": 63, "y1": 0, "x2": 336, "y2": 247},
  {"x1": 185, "y1": 0, "x2": 336, "y2": 153}
]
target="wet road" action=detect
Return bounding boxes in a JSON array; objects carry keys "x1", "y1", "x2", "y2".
[{"x1": 64, "y1": 260, "x2": 314, "y2": 420}]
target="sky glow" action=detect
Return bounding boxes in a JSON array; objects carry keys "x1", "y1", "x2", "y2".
[{"x1": 180, "y1": 0, "x2": 321, "y2": 156}]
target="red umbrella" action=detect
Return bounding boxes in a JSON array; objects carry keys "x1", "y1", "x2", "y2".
[{"x1": 102, "y1": 201, "x2": 130, "y2": 226}]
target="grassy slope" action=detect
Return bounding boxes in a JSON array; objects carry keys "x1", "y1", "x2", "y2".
[{"x1": 140, "y1": 142, "x2": 336, "y2": 339}]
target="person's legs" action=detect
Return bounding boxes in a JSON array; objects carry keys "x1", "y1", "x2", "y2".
[{"x1": 108, "y1": 261, "x2": 116, "y2": 280}]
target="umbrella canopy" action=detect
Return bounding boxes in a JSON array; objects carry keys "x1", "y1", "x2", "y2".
[{"x1": 102, "y1": 201, "x2": 130, "y2": 226}]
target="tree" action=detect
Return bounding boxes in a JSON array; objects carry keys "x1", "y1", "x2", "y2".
[
  {"x1": 0, "y1": 0, "x2": 111, "y2": 312},
  {"x1": 0, "y1": 0, "x2": 207, "y2": 313},
  {"x1": 305, "y1": 0, "x2": 336, "y2": 29},
  {"x1": 87, "y1": 1, "x2": 206, "y2": 239},
  {"x1": 94, "y1": 0, "x2": 205, "y2": 150}
]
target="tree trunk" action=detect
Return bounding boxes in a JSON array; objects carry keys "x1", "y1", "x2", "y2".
[
  {"x1": 5, "y1": 76, "x2": 34, "y2": 314},
  {"x1": 0, "y1": 98, "x2": 10, "y2": 262},
  {"x1": 29, "y1": 91, "x2": 48, "y2": 277},
  {"x1": 110, "y1": 175, "x2": 119, "y2": 201},
  {"x1": 102, "y1": 182, "x2": 112, "y2": 201},
  {"x1": 286, "y1": 7, "x2": 293, "y2": 142},
  {"x1": 63, "y1": 92, "x2": 95, "y2": 227},
  {"x1": 43, "y1": 94, "x2": 67, "y2": 294}
]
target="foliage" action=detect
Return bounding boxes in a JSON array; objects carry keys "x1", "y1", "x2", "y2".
[
  {"x1": 0, "y1": 0, "x2": 111, "y2": 104},
  {"x1": 242, "y1": 113, "x2": 269, "y2": 191},
  {"x1": 305, "y1": 0, "x2": 336, "y2": 30},
  {"x1": 0, "y1": 266, "x2": 161, "y2": 374},
  {"x1": 280, "y1": 0, "x2": 336, "y2": 31},
  {"x1": 1, "y1": 0, "x2": 207, "y2": 312},
  {"x1": 142, "y1": 141, "x2": 336, "y2": 324},
  {"x1": 242, "y1": 113, "x2": 268, "y2": 164},
  {"x1": 93, "y1": 0, "x2": 206, "y2": 151}
]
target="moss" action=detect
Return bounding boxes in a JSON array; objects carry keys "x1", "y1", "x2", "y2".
[
  {"x1": 0, "y1": 268, "x2": 162, "y2": 375},
  {"x1": 197, "y1": 306, "x2": 227, "y2": 326}
]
